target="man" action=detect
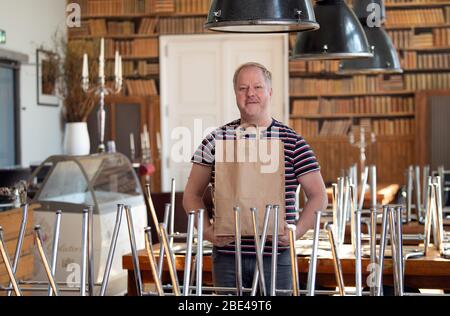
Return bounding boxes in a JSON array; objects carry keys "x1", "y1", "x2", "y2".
[{"x1": 183, "y1": 62, "x2": 328, "y2": 294}]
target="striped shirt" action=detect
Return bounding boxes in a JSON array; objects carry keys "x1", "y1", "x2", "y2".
[{"x1": 191, "y1": 118, "x2": 320, "y2": 255}]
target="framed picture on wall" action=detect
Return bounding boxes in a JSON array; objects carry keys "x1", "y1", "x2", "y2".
[{"x1": 36, "y1": 49, "x2": 59, "y2": 106}]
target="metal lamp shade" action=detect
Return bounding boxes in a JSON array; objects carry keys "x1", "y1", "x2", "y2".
[
  {"x1": 338, "y1": 25, "x2": 402, "y2": 74},
  {"x1": 292, "y1": 0, "x2": 372, "y2": 60},
  {"x1": 204, "y1": 0, "x2": 319, "y2": 33}
]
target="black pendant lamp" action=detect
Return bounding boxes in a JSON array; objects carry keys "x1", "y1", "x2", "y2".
[
  {"x1": 292, "y1": 0, "x2": 372, "y2": 60},
  {"x1": 338, "y1": 26, "x2": 402, "y2": 74},
  {"x1": 338, "y1": 0, "x2": 402, "y2": 74},
  {"x1": 204, "y1": 0, "x2": 319, "y2": 33}
]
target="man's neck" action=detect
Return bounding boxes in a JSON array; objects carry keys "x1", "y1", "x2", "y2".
[{"x1": 240, "y1": 116, "x2": 272, "y2": 128}]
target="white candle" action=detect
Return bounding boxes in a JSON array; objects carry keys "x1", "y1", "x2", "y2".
[
  {"x1": 144, "y1": 125, "x2": 150, "y2": 149},
  {"x1": 114, "y1": 50, "x2": 119, "y2": 78},
  {"x1": 100, "y1": 38, "x2": 105, "y2": 61},
  {"x1": 156, "y1": 132, "x2": 161, "y2": 152},
  {"x1": 118, "y1": 55, "x2": 122, "y2": 80},
  {"x1": 99, "y1": 38, "x2": 105, "y2": 78},
  {"x1": 130, "y1": 133, "x2": 135, "y2": 151},
  {"x1": 82, "y1": 53, "x2": 89, "y2": 78}
]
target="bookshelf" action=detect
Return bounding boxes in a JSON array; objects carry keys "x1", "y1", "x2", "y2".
[
  {"x1": 289, "y1": 0, "x2": 450, "y2": 184},
  {"x1": 68, "y1": 0, "x2": 211, "y2": 96},
  {"x1": 69, "y1": 0, "x2": 449, "y2": 185},
  {"x1": 68, "y1": 0, "x2": 211, "y2": 193}
]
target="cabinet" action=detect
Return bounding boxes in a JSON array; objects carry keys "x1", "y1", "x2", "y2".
[
  {"x1": 0, "y1": 205, "x2": 34, "y2": 285},
  {"x1": 87, "y1": 95, "x2": 161, "y2": 192}
]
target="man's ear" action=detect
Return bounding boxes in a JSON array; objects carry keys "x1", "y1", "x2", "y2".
[{"x1": 269, "y1": 87, "x2": 273, "y2": 97}]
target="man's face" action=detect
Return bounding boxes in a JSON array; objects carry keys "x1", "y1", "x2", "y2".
[{"x1": 234, "y1": 66, "x2": 272, "y2": 121}]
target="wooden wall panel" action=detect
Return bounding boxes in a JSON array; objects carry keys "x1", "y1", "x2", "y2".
[{"x1": 308, "y1": 136, "x2": 415, "y2": 185}]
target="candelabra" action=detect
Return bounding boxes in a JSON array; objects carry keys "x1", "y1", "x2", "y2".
[
  {"x1": 81, "y1": 38, "x2": 123, "y2": 153},
  {"x1": 348, "y1": 126, "x2": 376, "y2": 176}
]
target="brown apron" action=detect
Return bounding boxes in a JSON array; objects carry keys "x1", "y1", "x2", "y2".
[{"x1": 213, "y1": 124, "x2": 286, "y2": 237}]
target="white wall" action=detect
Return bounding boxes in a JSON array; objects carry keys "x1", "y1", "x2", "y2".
[{"x1": 0, "y1": 0, "x2": 67, "y2": 166}]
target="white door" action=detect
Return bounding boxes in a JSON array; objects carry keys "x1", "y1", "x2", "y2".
[{"x1": 160, "y1": 34, "x2": 288, "y2": 191}]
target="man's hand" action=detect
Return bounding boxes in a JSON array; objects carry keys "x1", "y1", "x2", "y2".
[{"x1": 267, "y1": 222, "x2": 290, "y2": 247}]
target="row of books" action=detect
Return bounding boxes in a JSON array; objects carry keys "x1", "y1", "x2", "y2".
[
  {"x1": 387, "y1": 30, "x2": 413, "y2": 49},
  {"x1": 73, "y1": 18, "x2": 160, "y2": 37},
  {"x1": 68, "y1": 24, "x2": 91, "y2": 38},
  {"x1": 289, "y1": 75, "x2": 405, "y2": 95},
  {"x1": 289, "y1": 60, "x2": 340, "y2": 73},
  {"x1": 108, "y1": 21, "x2": 135, "y2": 35},
  {"x1": 388, "y1": 28, "x2": 450, "y2": 49},
  {"x1": 290, "y1": 118, "x2": 415, "y2": 138},
  {"x1": 125, "y1": 79, "x2": 158, "y2": 95},
  {"x1": 104, "y1": 38, "x2": 159, "y2": 57},
  {"x1": 432, "y1": 28, "x2": 450, "y2": 47},
  {"x1": 410, "y1": 33, "x2": 434, "y2": 48},
  {"x1": 159, "y1": 17, "x2": 210, "y2": 34},
  {"x1": 103, "y1": 60, "x2": 158, "y2": 77},
  {"x1": 404, "y1": 72, "x2": 450, "y2": 89},
  {"x1": 91, "y1": 20, "x2": 136, "y2": 35},
  {"x1": 291, "y1": 119, "x2": 352, "y2": 137},
  {"x1": 105, "y1": 60, "x2": 134, "y2": 76},
  {"x1": 148, "y1": 0, "x2": 174, "y2": 13},
  {"x1": 346, "y1": 0, "x2": 447, "y2": 5},
  {"x1": 384, "y1": 0, "x2": 449, "y2": 3},
  {"x1": 384, "y1": 9, "x2": 445, "y2": 26},
  {"x1": 174, "y1": 0, "x2": 210, "y2": 14},
  {"x1": 84, "y1": 0, "x2": 149, "y2": 15},
  {"x1": 319, "y1": 120, "x2": 353, "y2": 136},
  {"x1": 78, "y1": 0, "x2": 211, "y2": 16},
  {"x1": 290, "y1": 119, "x2": 320, "y2": 137},
  {"x1": 372, "y1": 118, "x2": 415, "y2": 136},
  {"x1": 402, "y1": 51, "x2": 450, "y2": 69},
  {"x1": 137, "y1": 61, "x2": 159, "y2": 76},
  {"x1": 291, "y1": 97, "x2": 415, "y2": 115},
  {"x1": 138, "y1": 18, "x2": 159, "y2": 34}
]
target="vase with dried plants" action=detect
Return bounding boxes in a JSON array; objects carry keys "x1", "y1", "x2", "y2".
[
  {"x1": 58, "y1": 38, "x2": 100, "y2": 123},
  {"x1": 45, "y1": 35, "x2": 104, "y2": 154}
]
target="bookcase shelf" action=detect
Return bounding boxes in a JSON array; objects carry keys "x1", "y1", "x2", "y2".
[
  {"x1": 290, "y1": 112, "x2": 415, "y2": 120},
  {"x1": 400, "y1": 46, "x2": 450, "y2": 52},
  {"x1": 69, "y1": 0, "x2": 444, "y2": 185},
  {"x1": 81, "y1": 12, "x2": 207, "y2": 20},
  {"x1": 69, "y1": 0, "x2": 210, "y2": 99},
  {"x1": 283, "y1": 1, "x2": 450, "y2": 183},
  {"x1": 307, "y1": 134, "x2": 415, "y2": 141},
  {"x1": 403, "y1": 67, "x2": 450, "y2": 72},
  {"x1": 386, "y1": 22, "x2": 450, "y2": 30},
  {"x1": 70, "y1": 34, "x2": 159, "y2": 40},
  {"x1": 290, "y1": 91, "x2": 415, "y2": 98},
  {"x1": 386, "y1": 1, "x2": 450, "y2": 8},
  {"x1": 105, "y1": 55, "x2": 158, "y2": 60}
]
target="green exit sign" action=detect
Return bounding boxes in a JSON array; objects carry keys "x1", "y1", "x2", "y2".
[{"x1": 0, "y1": 29, "x2": 6, "y2": 44}]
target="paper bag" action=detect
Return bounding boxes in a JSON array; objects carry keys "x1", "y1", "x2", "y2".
[{"x1": 213, "y1": 126, "x2": 285, "y2": 237}]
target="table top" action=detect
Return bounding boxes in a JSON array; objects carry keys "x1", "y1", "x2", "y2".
[{"x1": 123, "y1": 242, "x2": 450, "y2": 278}]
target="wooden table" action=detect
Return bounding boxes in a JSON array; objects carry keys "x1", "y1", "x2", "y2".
[
  {"x1": 325, "y1": 183, "x2": 400, "y2": 209},
  {"x1": 123, "y1": 243, "x2": 450, "y2": 296}
]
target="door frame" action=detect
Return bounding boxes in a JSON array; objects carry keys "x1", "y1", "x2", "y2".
[
  {"x1": 416, "y1": 89, "x2": 450, "y2": 167},
  {"x1": 0, "y1": 59, "x2": 21, "y2": 166}
]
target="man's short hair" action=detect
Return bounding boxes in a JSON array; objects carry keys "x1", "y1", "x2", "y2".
[{"x1": 233, "y1": 62, "x2": 272, "y2": 89}]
